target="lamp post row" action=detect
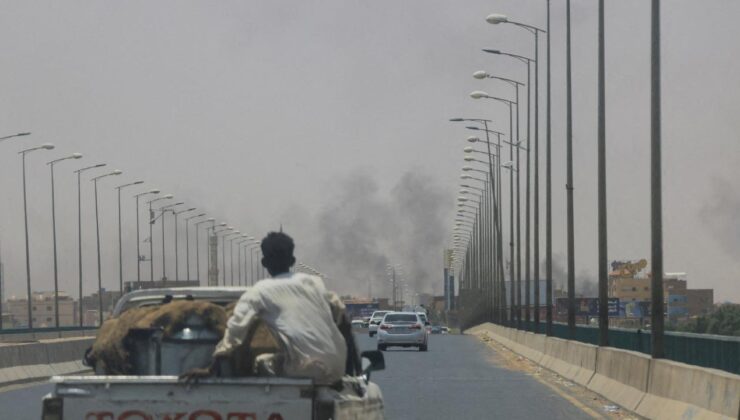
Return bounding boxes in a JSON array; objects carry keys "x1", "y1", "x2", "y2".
[
  {"x1": 450, "y1": 3, "x2": 665, "y2": 357},
  {"x1": 2, "y1": 134, "x2": 265, "y2": 329}
]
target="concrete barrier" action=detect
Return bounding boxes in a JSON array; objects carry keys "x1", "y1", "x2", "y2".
[
  {"x1": 539, "y1": 337, "x2": 598, "y2": 386},
  {"x1": 0, "y1": 337, "x2": 93, "y2": 387},
  {"x1": 467, "y1": 323, "x2": 740, "y2": 418},
  {"x1": 636, "y1": 358, "x2": 740, "y2": 420},
  {"x1": 586, "y1": 347, "x2": 650, "y2": 411}
]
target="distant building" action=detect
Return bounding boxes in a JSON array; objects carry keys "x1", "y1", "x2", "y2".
[
  {"x1": 6, "y1": 291, "x2": 76, "y2": 328},
  {"x1": 686, "y1": 289, "x2": 713, "y2": 317},
  {"x1": 80, "y1": 289, "x2": 123, "y2": 326}
]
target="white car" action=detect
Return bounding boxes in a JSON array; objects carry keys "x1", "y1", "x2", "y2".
[
  {"x1": 368, "y1": 310, "x2": 392, "y2": 337},
  {"x1": 417, "y1": 312, "x2": 432, "y2": 334},
  {"x1": 377, "y1": 312, "x2": 428, "y2": 352}
]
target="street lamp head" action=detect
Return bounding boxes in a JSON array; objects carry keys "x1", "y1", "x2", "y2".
[
  {"x1": 164, "y1": 194, "x2": 174, "y2": 199},
  {"x1": 233, "y1": 230, "x2": 241, "y2": 234},
  {"x1": 18, "y1": 132, "x2": 31, "y2": 136},
  {"x1": 473, "y1": 70, "x2": 488, "y2": 79},
  {"x1": 457, "y1": 197, "x2": 468, "y2": 202},
  {"x1": 467, "y1": 136, "x2": 479, "y2": 143},
  {"x1": 470, "y1": 91, "x2": 489, "y2": 99},
  {"x1": 460, "y1": 174, "x2": 471, "y2": 179},
  {"x1": 486, "y1": 13, "x2": 509, "y2": 24},
  {"x1": 482, "y1": 49, "x2": 501, "y2": 55},
  {"x1": 112, "y1": 169, "x2": 122, "y2": 175},
  {"x1": 149, "y1": 188, "x2": 160, "y2": 194},
  {"x1": 41, "y1": 143, "x2": 55, "y2": 150},
  {"x1": 462, "y1": 166, "x2": 473, "y2": 171},
  {"x1": 94, "y1": 163, "x2": 107, "y2": 168},
  {"x1": 463, "y1": 147, "x2": 473, "y2": 153},
  {"x1": 195, "y1": 212, "x2": 206, "y2": 217},
  {"x1": 186, "y1": 207, "x2": 197, "y2": 212},
  {"x1": 71, "y1": 153, "x2": 83, "y2": 159},
  {"x1": 219, "y1": 222, "x2": 227, "y2": 226},
  {"x1": 132, "y1": 180, "x2": 144, "y2": 185},
  {"x1": 502, "y1": 161, "x2": 514, "y2": 168},
  {"x1": 449, "y1": 118, "x2": 465, "y2": 122},
  {"x1": 463, "y1": 155, "x2": 474, "y2": 162},
  {"x1": 207, "y1": 217, "x2": 215, "y2": 222}
]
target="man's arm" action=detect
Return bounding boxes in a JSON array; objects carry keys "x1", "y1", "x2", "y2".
[
  {"x1": 181, "y1": 288, "x2": 262, "y2": 382},
  {"x1": 324, "y1": 290, "x2": 361, "y2": 376}
]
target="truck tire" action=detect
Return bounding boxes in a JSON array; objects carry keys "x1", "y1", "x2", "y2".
[{"x1": 419, "y1": 344, "x2": 428, "y2": 352}]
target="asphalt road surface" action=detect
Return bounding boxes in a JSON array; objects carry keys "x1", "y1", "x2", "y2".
[
  {"x1": 0, "y1": 332, "x2": 593, "y2": 419},
  {"x1": 355, "y1": 331, "x2": 593, "y2": 419}
]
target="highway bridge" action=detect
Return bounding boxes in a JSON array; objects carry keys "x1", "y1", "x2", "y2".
[{"x1": 1, "y1": 324, "x2": 738, "y2": 419}]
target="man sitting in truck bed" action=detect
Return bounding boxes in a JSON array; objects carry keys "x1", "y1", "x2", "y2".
[{"x1": 183, "y1": 231, "x2": 357, "y2": 384}]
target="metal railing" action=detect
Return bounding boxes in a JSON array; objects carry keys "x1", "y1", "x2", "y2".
[
  {"x1": 516, "y1": 320, "x2": 740, "y2": 375},
  {"x1": 0, "y1": 326, "x2": 98, "y2": 342}
]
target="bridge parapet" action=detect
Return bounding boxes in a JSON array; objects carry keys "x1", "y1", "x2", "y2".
[
  {"x1": 0, "y1": 336, "x2": 93, "y2": 387},
  {"x1": 467, "y1": 323, "x2": 740, "y2": 419}
]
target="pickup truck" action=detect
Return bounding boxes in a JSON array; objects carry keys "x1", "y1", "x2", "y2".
[{"x1": 41, "y1": 287, "x2": 385, "y2": 420}]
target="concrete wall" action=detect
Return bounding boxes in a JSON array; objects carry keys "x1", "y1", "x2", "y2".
[
  {"x1": 0, "y1": 337, "x2": 93, "y2": 386},
  {"x1": 467, "y1": 323, "x2": 740, "y2": 419}
]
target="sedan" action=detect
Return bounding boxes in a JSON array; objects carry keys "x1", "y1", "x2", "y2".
[{"x1": 377, "y1": 312, "x2": 428, "y2": 352}]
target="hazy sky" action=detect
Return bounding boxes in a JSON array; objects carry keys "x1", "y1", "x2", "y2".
[{"x1": 0, "y1": 1, "x2": 738, "y2": 303}]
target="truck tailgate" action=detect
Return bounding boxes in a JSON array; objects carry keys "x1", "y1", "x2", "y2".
[{"x1": 51, "y1": 375, "x2": 314, "y2": 420}]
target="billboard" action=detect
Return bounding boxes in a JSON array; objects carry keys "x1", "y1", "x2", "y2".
[
  {"x1": 555, "y1": 297, "x2": 620, "y2": 316},
  {"x1": 344, "y1": 302, "x2": 379, "y2": 320}
]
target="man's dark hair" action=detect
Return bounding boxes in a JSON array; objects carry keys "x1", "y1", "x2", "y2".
[{"x1": 261, "y1": 231, "x2": 296, "y2": 276}]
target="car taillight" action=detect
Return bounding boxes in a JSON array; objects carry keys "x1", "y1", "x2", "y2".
[
  {"x1": 380, "y1": 324, "x2": 391, "y2": 330},
  {"x1": 42, "y1": 397, "x2": 63, "y2": 420},
  {"x1": 409, "y1": 324, "x2": 422, "y2": 330}
]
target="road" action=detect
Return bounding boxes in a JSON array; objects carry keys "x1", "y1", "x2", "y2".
[
  {"x1": 355, "y1": 332, "x2": 593, "y2": 419},
  {"x1": 0, "y1": 332, "x2": 593, "y2": 419}
]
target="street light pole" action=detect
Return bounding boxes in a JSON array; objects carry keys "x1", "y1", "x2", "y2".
[
  {"x1": 147, "y1": 195, "x2": 173, "y2": 282},
  {"x1": 172, "y1": 207, "x2": 196, "y2": 282},
  {"x1": 20, "y1": 143, "x2": 55, "y2": 329},
  {"x1": 116, "y1": 181, "x2": 144, "y2": 294},
  {"x1": 92, "y1": 169, "x2": 122, "y2": 326},
  {"x1": 195, "y1": 218, "x2": 214, "y2": 285},
  {"x1": 650, "y1": 0, "x2": 664, "y2": 359},
  {"x1": 158, "y1": 202, "x2": 183, "y2": 281},
  {"x1": 566, "y1": 0, "x2": 577, "y2": 337},
  {"x1": 597, "y1": 0, "x2": 609, "y2": 347},
  {"x1": 184, "y1": 212, "x2": 205, "y2": 282},
  {"x1": 48, "y1": 153, "x2": 83, "y2": 328},
  {"x1": 546, "y1": 0, "x2": 554, "y2": 336},
  {"x1": 0, "y1": 132, "x2": 30, "y2": 143},
  {"x1": 74, "y1": 163, "x2": 106, "y2": 326},
  {"x1": 134, "y1": 189, "x2": 160, "y2": 285}
]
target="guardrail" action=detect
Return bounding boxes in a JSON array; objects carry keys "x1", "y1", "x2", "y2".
[
  {"x1": 510, "y1": 321, "x2": 740, "y2": 375},
  {"x1": 0, "y1": 336, "x2": 94, "y2": 387},
  {"x1": 0, "y1": 326, "x2": 98, "y2": 343},
  {"x1": 469, "y1": 323, "x2": 740, "y2": 419}
]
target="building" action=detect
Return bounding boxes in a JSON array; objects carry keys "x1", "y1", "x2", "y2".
[
  {"x1": 686, "y1": 289, "x2": 713, "y2": 317},
  {"x1": 6, "y1": 291, "x2": 76, "y2": 328},
  {"x1": 608, "y1": 259, "x2": 651, "y2": 302},
  {"x1": 80, "y1": 289, "x2": 123, "y2": 326}
]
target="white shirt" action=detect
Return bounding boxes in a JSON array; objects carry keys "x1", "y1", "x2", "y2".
[{"x1": 214, "y1": 272, "x2": 347, "y2": 384}]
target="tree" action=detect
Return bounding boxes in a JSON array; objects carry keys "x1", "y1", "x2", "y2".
[{"x1": 676, "y1": 304, "x2": 740, "y2": 337}]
